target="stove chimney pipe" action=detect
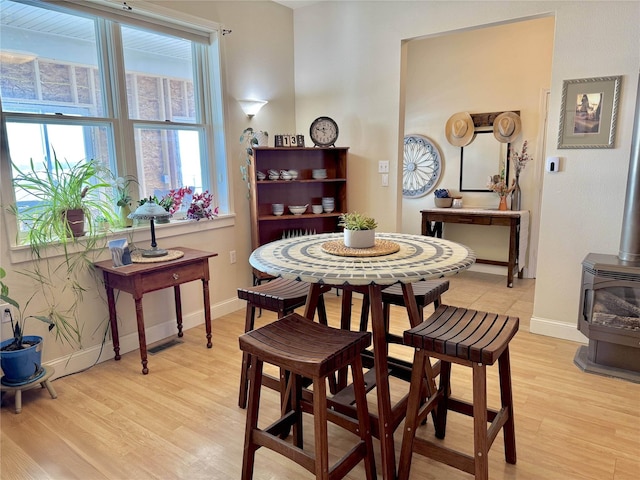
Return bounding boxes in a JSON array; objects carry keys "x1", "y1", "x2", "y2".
[{"x1": 618, "y1": 73, "x2": 640, "y2": 263}]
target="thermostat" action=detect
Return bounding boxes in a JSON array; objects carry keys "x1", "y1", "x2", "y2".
[{"x1": 546, "y1": 156, "x2": 560, "y2": 173}]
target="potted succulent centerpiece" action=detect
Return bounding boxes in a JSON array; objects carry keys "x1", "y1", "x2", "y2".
[
  {"x1": 0, "y1": 268, "x2": 54, "y2": 384},
  {"x1": 339, "y1": 212, "x2": 378, "y2": 248}
]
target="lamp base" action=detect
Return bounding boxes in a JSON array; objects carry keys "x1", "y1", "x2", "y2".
[{"x1": 141, "y1": 247, "x2": 168, "y2": 258}]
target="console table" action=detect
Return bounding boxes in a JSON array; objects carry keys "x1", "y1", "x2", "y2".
[
  {"x1": 94, "y1": 247, "x2": 217, "y2": 374},
  {"x1": 421, "y1": 208, "x2": 529, "y2": 287}
]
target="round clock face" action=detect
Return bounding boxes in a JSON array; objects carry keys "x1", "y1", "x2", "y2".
[
  {"x1": 310, "y1": 116, "x2": 339, "y2": 147},
  {"x1": 402, "y1": 135, "x2": 442, "y2": 198}
]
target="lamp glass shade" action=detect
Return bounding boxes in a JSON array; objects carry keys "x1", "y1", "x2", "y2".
[{"x1": 128, "y1": 202, "x2": 171, "y2": 257}]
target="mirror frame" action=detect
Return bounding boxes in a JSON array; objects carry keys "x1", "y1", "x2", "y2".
[{"x1": 459, "y1": 130, "x2": 510, "y2": 192}]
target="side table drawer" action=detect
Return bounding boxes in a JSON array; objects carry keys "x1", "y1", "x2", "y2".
[
  {"x1": 141, "y1": 263, "x2": 204, "y2": 292},
  {"x1": 427, "y1": 214, "x2": 491, "y2": 226}
]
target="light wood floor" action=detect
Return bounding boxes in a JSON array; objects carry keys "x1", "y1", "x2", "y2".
[{"x1": 1, "y1": 271, "x2": 639, "y2": 479}]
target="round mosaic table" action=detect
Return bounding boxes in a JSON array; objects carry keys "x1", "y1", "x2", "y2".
[
  {"x1": 249, "y1": 232, "x2": 475, "y2": 286},
  {"x1": 249, "y1": 232, "x2": 475, "y2": 480}
]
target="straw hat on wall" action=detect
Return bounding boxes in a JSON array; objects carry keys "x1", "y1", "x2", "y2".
[
  {"x1": 493, "y1": 111, "x2": 522, "y2": 143},
  {"x1": 445, "y1": 112, "x2": 475, "y2": 147}
]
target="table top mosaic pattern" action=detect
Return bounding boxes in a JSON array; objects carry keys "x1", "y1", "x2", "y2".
[{"x1": 250, "y1": 232, "x2": 476, "y2": 286}]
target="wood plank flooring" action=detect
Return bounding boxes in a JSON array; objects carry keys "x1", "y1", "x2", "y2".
[{"x1": 2, "y1": 271, "x2": 639, "y2": 479}]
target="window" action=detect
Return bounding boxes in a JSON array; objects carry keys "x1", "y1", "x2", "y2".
[{"x1": 0, "y1": 0, "x2": 227, "y2": 235}]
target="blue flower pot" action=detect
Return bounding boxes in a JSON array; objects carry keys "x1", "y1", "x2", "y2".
[{"x1": 0, "y1": 336, "x2": 43, "y2": 384}]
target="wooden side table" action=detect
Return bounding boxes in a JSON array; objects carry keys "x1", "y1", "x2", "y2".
[
  {"x1": 93, "y1": 247, "x2": 217, "y2": 374},
  {"x1": 1, "y1": 366, "x2": 57, "y2": 413}
]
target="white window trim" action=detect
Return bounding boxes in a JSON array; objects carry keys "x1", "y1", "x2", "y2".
[{"x1": 1, "y1": 0, "x2": 234, "y2": 264}]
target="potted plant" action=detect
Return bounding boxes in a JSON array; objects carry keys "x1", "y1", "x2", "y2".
[
  {"x1": 434, "y1": 189, "x2": 453, "y2": 208},
  {"x1": 0, "y1": 267, "x2": 54, "y2": 384},
  {"x1": 7, "y1": 155, "x2": 116, "y2": 359},
  {"x1": 240, "y1": 128, "x2": 269, "y2": 197},
  {"x1": 115, "y1": 175, "x2": 138, "y2": 227},
  {"x1": 11, "y1": 155, "x2": 117, "y2": 250},
  {"x1": 338, "y1": 212, "x2": 378, "y2": 248}
]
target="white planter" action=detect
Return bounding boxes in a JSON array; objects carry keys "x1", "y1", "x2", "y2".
[{"x1": 344, "y1": 229, "x2": 376, "y2": 248}]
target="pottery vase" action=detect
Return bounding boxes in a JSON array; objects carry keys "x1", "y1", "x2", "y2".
[
  {"x1": 511, "y1": 174, "x2": 521, "y2": 211},
  {"x1": 119, "y1": 204, "x2": 133, "y2": 228},
  {"x1": 498, "y1": 196, "x2": 508, "y2": 211}
]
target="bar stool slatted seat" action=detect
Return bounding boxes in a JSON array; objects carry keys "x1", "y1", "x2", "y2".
[
  {"x1": 237, "y1": 277, "x2": 329, "y2": 408},
  {"x1": 357, "y1": 279, "x2": 450, "y2": 381},
  {"x1": 239, "y1": 313, "x2": 377, "y2": 480},
  {"x1": 398, "y1": 305, "x2": 519, "y2": 480}
]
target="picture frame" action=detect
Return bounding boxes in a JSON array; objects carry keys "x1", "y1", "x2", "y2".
[{"x1": 558, "y1": 75, "x2": 621, "y2": 149}]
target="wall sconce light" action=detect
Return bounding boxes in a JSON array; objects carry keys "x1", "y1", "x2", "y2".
[
  {"x1": 128, "y1": 201, "x2": 171, "y2": 257},
  {"x1": 238, "y1": 99, "x2": 268, "y2": 118}
]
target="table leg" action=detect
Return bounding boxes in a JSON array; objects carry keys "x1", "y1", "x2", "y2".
[
  {"x1": 104, "y1": 280, "x2": 121, "y2": 361},
  {"x1": 368, "y1": 284, "x2": 396, "y2": 480},
  {"x1": 134, "y1": 297, "x2": 149, "y2": 374},
  {"x1": 508, "y1": 222, "x2": 517, "y2": 288},
  {"x1": 173, "y1": 285, "x2": 183, "y2": 337},
  {"x1": 202, "y1": 277, "x2": 213, "y2": 348}
]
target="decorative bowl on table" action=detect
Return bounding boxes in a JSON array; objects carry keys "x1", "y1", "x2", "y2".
[
  {"x1": 288, "y1": 205, "x2": 308, "y2": 215},
  {"x1": 434, "y1": 197, "x2": 453, "y2": 208}
]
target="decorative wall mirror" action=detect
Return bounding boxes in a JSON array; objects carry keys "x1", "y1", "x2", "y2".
[{"x1": 459, "y1": 131, "x2": 510, "y2": 192}]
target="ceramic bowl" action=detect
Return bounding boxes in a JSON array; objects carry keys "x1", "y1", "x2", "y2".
[
  {"x1": 272, "y1": 203, "x2": 285, "y2": 216},
  {"x1": 312, "y1": 168, "x2": 328, "y2": 179},
  {"x1": 311, "y1": 205, "x2": 323, "y2": 214},
  {"x1": 280, "y1": 172, "x2": 293, "y2": 181},
  {"x1": 256, "y1": 171, "x2": 266, "y2": 181},
  {"x1": 288, "y1": 169, "x2": 299, "y2": 180},
  {"x1": 288, "y1": 205, "x2": 308, "y2": 215}
]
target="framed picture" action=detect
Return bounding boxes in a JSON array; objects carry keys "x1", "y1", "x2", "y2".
[{"x1": 558, "y1": 75, "x2": 621, "y2": 149}]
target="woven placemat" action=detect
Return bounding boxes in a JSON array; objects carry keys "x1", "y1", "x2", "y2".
[
  {"x1": 131, "y1": 249, "x2": 184, "y2": 263},
  {"x1": 321, "y1": 239, "x2": 400, "y2": 257}
]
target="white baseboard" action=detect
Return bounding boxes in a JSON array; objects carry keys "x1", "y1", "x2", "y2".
[
  {"x1": 530, "y1": 316, "x2": 588, "y2": 344},
  {"x1": 47, "y1": 296, "x2": 245, "y2": 379}
]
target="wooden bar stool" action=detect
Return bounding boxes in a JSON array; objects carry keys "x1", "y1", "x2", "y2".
[
  {"x1": 237, "y1": 278, "x2": 329, "y2": 408},
  {"x1": 398, "y1": 305, "x2": 519, "y2": 480},
  {"x1": 239, "y1": 313, "x2": 376, "y2": 480},
  {"x1": 357, "y1": 279, "x2": 450, "y2": 382}
]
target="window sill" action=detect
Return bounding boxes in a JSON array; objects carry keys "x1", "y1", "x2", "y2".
[{"x1": 8, "y1": 214, "x2": 236, "y2": 265}]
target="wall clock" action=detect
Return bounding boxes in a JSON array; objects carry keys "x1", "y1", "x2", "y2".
[
  {"x1": 310, "y1": 116, "x2": 339, "y2": 147},
  {"x1": 403, "y1": 134, "x2": 442, "y2": 198}
]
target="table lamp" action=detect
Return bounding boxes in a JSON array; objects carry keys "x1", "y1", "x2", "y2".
[{"x1": 128, "y1": 200, "x2": 171, "y2": 257}]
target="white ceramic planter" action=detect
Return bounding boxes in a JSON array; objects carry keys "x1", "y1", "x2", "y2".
[{"x1": 344, "y1": 229, "x2": 376, "y2": 248}]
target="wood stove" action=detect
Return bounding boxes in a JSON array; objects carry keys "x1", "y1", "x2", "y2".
[
  {"x1": 574, "y1": 74, "x2": 640, "y2": 383},
  {"x1": 575, "y1": 253, "x2": 640, "y2": 382}
]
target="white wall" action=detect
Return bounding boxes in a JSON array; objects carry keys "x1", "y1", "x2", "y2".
[
  {"x1": 291, "y1": 1, "x2": 640, "y2": 341},
  {"x1": 403, "y1": 17, "x2": 555, "y2": 267},
  {"x1": 0, "y1": 1, "x2": 297, "y2": 375}
]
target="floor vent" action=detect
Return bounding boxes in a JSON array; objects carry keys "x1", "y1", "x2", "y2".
[{"x1": 148, "y1": 339, "x2": 183, "y2": 355}]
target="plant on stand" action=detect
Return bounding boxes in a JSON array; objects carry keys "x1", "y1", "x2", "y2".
[
  {"x1": 338, "y1": 212, "x2": 378, "y2": 248},
  {"x1": 0, "y1": 268, "x2": 55, "y2": 383},
  {"x1": 7, "y1": 155, "x2": 117, "y2": 377},
  {"x1": 509, "y1": 140, "x2": 533, "y2": 211}
]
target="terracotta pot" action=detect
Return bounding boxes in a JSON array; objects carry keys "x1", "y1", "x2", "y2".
[
  {"x1": 63, "y1": 208, "x2": 85, "y2": 237},
  {"x1": 498, "y1": 196, "x2": 508, "y2": 211}
]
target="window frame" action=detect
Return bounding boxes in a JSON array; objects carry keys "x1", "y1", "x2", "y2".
[{"x1": 0, "y1": 0, "x2": 233, "y2": 262}]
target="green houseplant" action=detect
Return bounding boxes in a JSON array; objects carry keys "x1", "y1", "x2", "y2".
[
  {"x1": 338, "y1": 212, "x2": 378, "y2": 248},
  {"x1": 239, "y1": 128, "x2": 268, "y2": 197},
  {"x1": 6, "y1": 155, "x2": 118, "y2": 363},
  {"x1": 0, "y1": 267, "x2": 54, "y2": 383},
  {"x1": 11, "y1": 155, "x2": 118, "y2": 252}
]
